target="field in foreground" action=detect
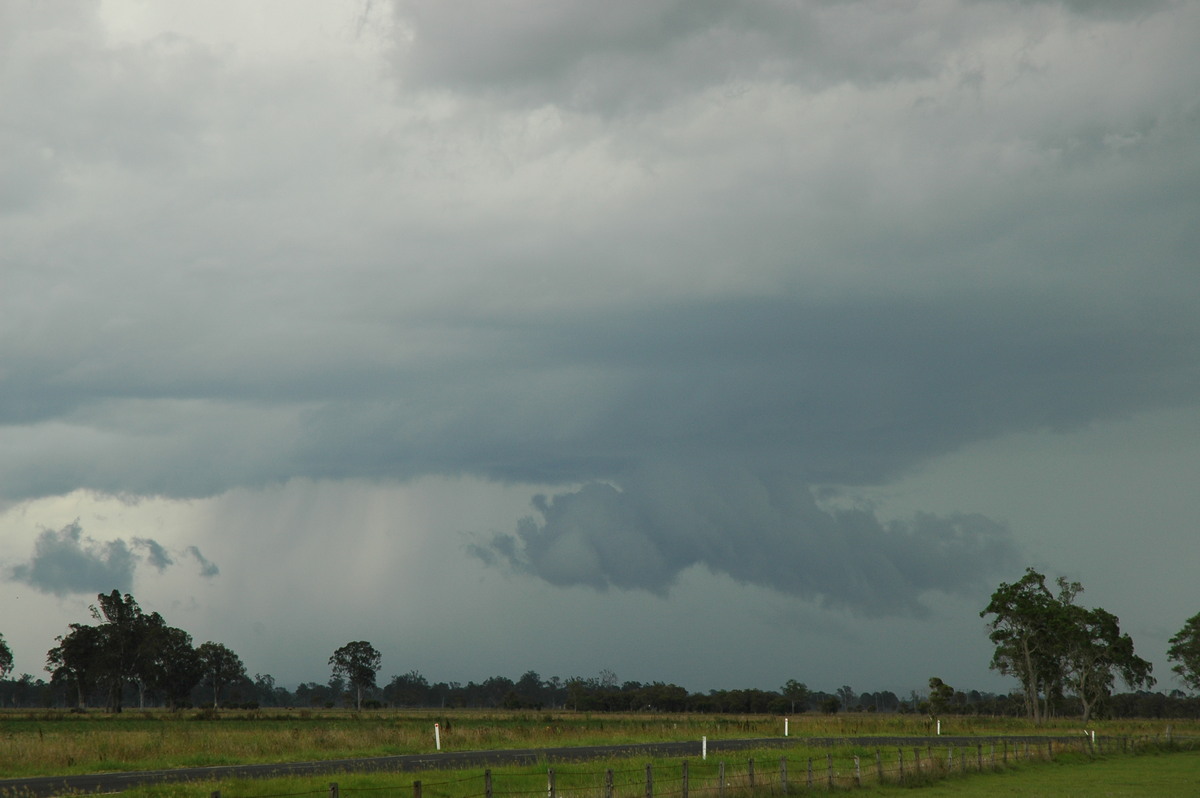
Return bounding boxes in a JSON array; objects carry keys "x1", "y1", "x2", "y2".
[
  {"x1": 1, "y1": 708, "x2": 1197, "y2": 792},
  {"x1": 35, "y1": 742, "x2": 1200, "y2": 798},
  {"x1": 859, "y1": 748, "x2": 1200, "y2": 796}
]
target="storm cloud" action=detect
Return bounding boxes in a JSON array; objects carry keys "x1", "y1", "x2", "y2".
[
  {"x1": 0, "y1": 0, "x2": 1198, "y2": 689},
  {"x1": 474, "y1": 464, "x2": 1018, "y2": 615}
]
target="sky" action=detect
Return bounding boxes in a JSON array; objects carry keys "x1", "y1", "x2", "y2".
[{"x1": 2, "y1": 0, "x2": 1199, "y2": 700}]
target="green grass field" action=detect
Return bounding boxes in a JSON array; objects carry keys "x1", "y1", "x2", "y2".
[
  {"x1": 1, "y1": 709, "x2": 1196, "y2": 796},
  {"x1": 860, "y1": 749, "x2": 1200, "y2": 796}
]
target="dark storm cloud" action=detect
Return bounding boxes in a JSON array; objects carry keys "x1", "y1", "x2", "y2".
[
  {"x1": 472, "y1": 467, "x2": 1017, "y2": 615},
  {"x1": 387, "y1": 0, "x2": 1178, "y2": 114},
  {"x1": 2, "y1": 0, "x2": 1198, "y2": 624},
  {"x1": 7, "y1": 522, "x2": 219, "y2": 596},
  {"x1": 460, "y1": 293, "x2": 1192, "y2": 613},
  {"x1": 281, "y1": 293, "x2": 1200, "y2": 489},
  {"x1": 388, "y1": 0, "x2": 943, "y2": 112}
]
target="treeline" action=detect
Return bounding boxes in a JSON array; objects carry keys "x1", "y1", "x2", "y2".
[
  {"x1": 0, "y1": 590, "x2": 248, "y2": 713},
  {"x1": 1, "y1": 661, "x2": 1198, "y2": 719},
  {"x1": 2, "y1": 579, "x2": 1199, "y2": 720}
]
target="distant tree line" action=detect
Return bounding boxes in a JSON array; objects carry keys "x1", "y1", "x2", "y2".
[{"x1": 1, "y1": 580, "x2": 1199, "y2": 719}]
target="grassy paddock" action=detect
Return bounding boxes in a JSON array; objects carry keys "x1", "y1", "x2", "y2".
[
  {"x1": 0, "y1": 708, "x2": 1196, "y2": 781},
  {"x1": 67, "y1": 741, "x2": 1200, "y2": 798}
]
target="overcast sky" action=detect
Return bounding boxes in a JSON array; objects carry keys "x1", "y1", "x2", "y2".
[{"x1": 2, "y1": 0, "x2": 1199, "y2": 700}]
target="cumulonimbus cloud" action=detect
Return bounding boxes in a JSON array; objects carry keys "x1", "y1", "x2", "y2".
[{"x1": 472, "y1": 462, "x2": 1020, "y2": 616}]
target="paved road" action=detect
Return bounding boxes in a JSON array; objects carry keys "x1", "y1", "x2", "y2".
[{"x1": 0, "y1": 735, "x2": 1088, "y2": 797}]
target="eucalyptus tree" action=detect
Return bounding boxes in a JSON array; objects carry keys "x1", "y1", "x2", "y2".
[
  {"x1": 1061, "y1": 604, "x2": 1153, "y2": 724},
  {"x1": 196, "y1": 641, "x2": 247, "y2": 708},
  {"x1": 981, "y1": 569, "x2": 1077, "y2": 723},
  {"x1": 91, "y1": 590, "x2": 155, "y2": 712},
  {"x1": 1167, "y1": 612, "x2": 1200, "y2": 693},
  {"x1": 983, "y1": 568, "x2": 1153, "y2": 723},
  {"x1": 145, "y1": 625, "x2": 203, "y2": 709},
  {"x1": 329, "y1": 641, "x2": 382, "y2": 710},
  {"x1": 0, "y1": 633, "x2": 12, "y2": 680},
  {"x1": 46, "y1": 623, "x2": 105, "y2": 709},
  {"x1": 782, "y1": 679, "x2": 810, "y2": 713},
  {"x1": 927, "y1": 677, "x2": 955, "y2": 717}
]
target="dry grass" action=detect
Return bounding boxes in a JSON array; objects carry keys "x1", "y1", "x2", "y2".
[{"x1": 1, "y1": 707, "x2": 1196, "y2": 780}]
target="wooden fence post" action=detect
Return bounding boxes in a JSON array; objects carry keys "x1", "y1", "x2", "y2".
[
  {"x1": 898, "y1": 748, "x2": 904, "y2": 781},
  {"x1": 605, "y1": 769, "x2": 614, "y2": 798},
  {"x1": 329, "y1": 783, "x2": 339, "y2": 798},
  {"x1": 210, "y1": 792, "x2": 220, "y2": 798},
  {"x1": 853, "y1": 756, "x2": 861, "y2": 788},
  {"x1": 485, "y1": 769, "x2": 493, "y2": 798},
  {"x1": 645, "y1": 763, "x2": 653, "y2": 798},
  {"x1": 548, "y1": 768, "x2": 556, "y2": 798},
  {"x1": 913, "y1": 748, "x2": 921, "y2": 776},
  {"x1": 682, "y1": 759, "x2": 689, "y2": 798},
  {"x1": 413, "y1": 780, "x2": 422, "y2": 798},
  {"x1": 875, "y1": 750, "x2": 883, "y2": 784},
  {"x1": 779, "y1": 757, "x2": 787, "y2": 795},
  {"x1": 748, "y1": 758, "x2": 755, "y2": 789},
  {"x1": 807, "y1": 757, "x2": 813, "y2": 789},
  {"x1": 826, "y1": 753, "x2": 833, "y2": 789},
  {"x1": 719, "y1": 762, "x2": 725, "y2": 798}
]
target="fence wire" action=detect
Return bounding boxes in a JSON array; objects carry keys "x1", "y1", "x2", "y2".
[{"x1": 209, "y1": 734, "x2": 1200, "y2": 798}]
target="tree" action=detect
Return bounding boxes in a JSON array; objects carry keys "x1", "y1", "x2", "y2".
[
  {"x1": 981, "y1": 568, "x2": 1077, "y2": 723},
  {"x1": 329, "y1": 641, "x2": 381, "y2": 710},
  {"x1": 386, "y1": 670, "x2": 431, "y2": 707},
  {"x1": 46, "y1": 623, "x2": 105, "y2": 709},
  {"x1": 90, "y1": 590, "x2": 155, "y2": 712},
  {"x1": 782, "y1": 680, "x2": 809, "y2": 713},
  {"x1": 0, "y1": 633, "x2": 12, "y2": 681},
  {"x1": 1061, "y1": 605, "x2": 1154, "y2": 724},
  {"x1": 196, "y1": 642, "x2": 246, "y2": 708},
  {"x1": 928, "y1": 677, "x2": 954, "y2": 717},
  {"x1": 983, "y1": 568, "x2": 1153, "y2": 724},
  {"x1": 144, "y1": 625, "x2": 202, "y2": 709},
  {"x1": 1167, "y1": 612, "x2": 1200, "y2": 693}
]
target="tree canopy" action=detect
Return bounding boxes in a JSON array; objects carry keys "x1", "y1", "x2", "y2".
[
  {"x1": 0, "y1": 633, "x2": 12, "y2": 681},
  {"x1": 1167, "y1": 612, "x2": 1200, "y2": 693},
  {"x1": 981, "y1": 568, "x2": 1153, "y2": 724},
  {"x1": 329, "y1": 641, "x2": 382, "y2": 710},
  {"x1": 197, "y1": 641, "x2": 247, "y2": 709}
]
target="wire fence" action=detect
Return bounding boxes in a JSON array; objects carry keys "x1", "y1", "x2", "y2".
[{"x1": 208, "y1": 734, "x2": 1200, "y2": 798}]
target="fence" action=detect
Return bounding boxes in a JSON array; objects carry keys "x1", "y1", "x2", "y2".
[{"x1": 209, "y1": 735, "x2": 1198, "y2": 798}]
